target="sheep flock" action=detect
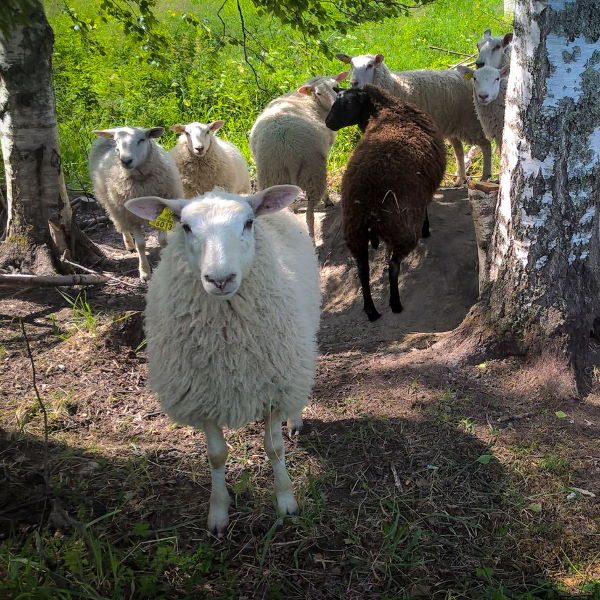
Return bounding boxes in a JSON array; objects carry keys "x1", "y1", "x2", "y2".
[{"x1": 85, "y1": 28, "x2": 513, "y2": 533}]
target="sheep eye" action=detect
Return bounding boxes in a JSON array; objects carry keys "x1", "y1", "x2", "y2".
[
  {"x1": 137, "y1": 139, "x2": 144, "y2": 145},
  {"x1": 182, "y1": 223, "x2": 191, "y2": 233},
  {"x1": 244, "y1": 219, "x2": 254, "y2": 231},
  {"x1": 366, "y1": 64, "x2": 373, "y2": 69}
]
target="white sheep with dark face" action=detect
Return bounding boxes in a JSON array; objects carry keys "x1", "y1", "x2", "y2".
[
  {"x1": 125, "y1": 185, "x2": 321, "y2": 536},
  {"x1": 336, "y1": 52, "x2": 493, "y2": 183},
  {"x1": 475, "y1": 29, "x2": 513, "y2": 70},
  {"x1": 169, "y1": 120, "x2": 251, "y2": 198},
  {"x1": 89, "y1": 126, "x2": 184, "y2": 282}
]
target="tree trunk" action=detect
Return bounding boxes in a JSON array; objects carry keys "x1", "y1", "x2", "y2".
[
  {"x1": 447, "y1": 0, "x2": 599, "y2": 394},
  {"x1": 0, "y1": 1, "x2": 101, "y2": 274}
]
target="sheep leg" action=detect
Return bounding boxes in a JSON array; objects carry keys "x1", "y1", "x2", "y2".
[
  {"x1": 265, "y1": 410, "x2": 298, "y2": 516},
  {"x1": 133, "y1": 230, "x2": 152, "y2": 283},
  {"x1": 157, "y1": 229, "x2": 168, "y2": 248},
  {"x1": 389, "y1": 254, "x2": 403, "y2": 314},
  {"x1": 356, "y1": 249, "x2": 381, "y2": 322},
  {"x1": 286, "y1": 411, "x2": 303, "y2": 436},
  {"x1": 421, "y1": 209, "x2": 430, "y2": 238},
  {"x1": 123, "y1": 232, "x2": 135, "y2": 252},
  {"x1": 204, "y1": 420, "x2": 231, "y2": 536},
  {"x1": 480, "y1": 139, "x2": 493, "y2": 181},
  {"x1": 450, "y1": 138, "x2": 466, "y2": 186}
]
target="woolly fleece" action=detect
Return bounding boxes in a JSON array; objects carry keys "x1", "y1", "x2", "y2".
[
  {"x1": 171, "y1": 135, "x2": 251, "y2": 198},
  {"x1": 89, "y1": 138, "x2": 183, "y2": 234},
  {"x1": 144, "y1": 197, "x2": 321, "y2": 429}
]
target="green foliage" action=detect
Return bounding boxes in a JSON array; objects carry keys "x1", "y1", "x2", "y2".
[{"x1": 44, "y1": 0, "x2": 510, "y2": 190}]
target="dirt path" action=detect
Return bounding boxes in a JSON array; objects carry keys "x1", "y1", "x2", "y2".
[{"x1": 316, "y1": 188, "x2": 478, "y2": 352}]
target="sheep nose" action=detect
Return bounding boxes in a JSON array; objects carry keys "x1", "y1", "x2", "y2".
[
  {"x1": 204, "y1": 273, "x2": 236, "y2": 290},
  {"x1": 479, "y1": 93, "x2": 489, "y2": 101},
  {"x1": 121, "y1": 157, "x2": 133, "y2": 168},
  {"x1": 194, "y1": 146, "x2": 204, "y2": 153}
]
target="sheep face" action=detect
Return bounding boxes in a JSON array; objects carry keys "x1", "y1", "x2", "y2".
[
  {"x1": 174, "y1": 121, "x2": 224, "y2": 157},
  {"x1": 93, "y1": 127, "x2": 164, "y2": 170},
  {"x1": 475, "y1": 30, "x2": 513, "y2": 69},
  {"x1": 458, "y1": 65, "x2": 509, "y2": 104},
  {"x1": 335, "y1": 53, "x2": 384, "y2": 88},
  {"x1": 125, "y1": 185, "x2": 301, "y2": 299},
  {"x1": 297, "y1": 73, "x2": 349, "y2": 112},
  {"x1": 325, "y1": 88, "x2": 370, "y2": 131}
]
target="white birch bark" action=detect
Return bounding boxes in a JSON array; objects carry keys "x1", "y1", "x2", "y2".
[{"x1": 488, "y1": 0, "x2": 599, "y2": 381}]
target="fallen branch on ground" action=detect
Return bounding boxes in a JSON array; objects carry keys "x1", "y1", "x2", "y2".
[
  {"x1": 0, "y1": 273, "x2": 107, "y2": 287},
  {"x1": 62, "y1": 257, "x2": 139, "y2": 288}
]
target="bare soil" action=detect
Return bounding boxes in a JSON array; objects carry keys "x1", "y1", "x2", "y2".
[{"x1": 0, "y1": 191, "x2": 598, "y2": 599}]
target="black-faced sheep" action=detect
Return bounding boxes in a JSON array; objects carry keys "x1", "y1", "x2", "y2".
[{"x1": 325, "y1": 85, "x2": 446, "y2": 321}]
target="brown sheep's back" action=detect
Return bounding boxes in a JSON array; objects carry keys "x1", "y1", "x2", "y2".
[{"x1": 341, "y1": 91, "x2": 446, "y2": 259}]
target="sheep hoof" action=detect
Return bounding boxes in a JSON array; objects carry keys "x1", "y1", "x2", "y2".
[
  {"x1": 277, "y1": 493, "x2": 299, "y2": 516},
  {"x1": 207, "y1": 508, "x2": 229, "y2": 538},
  {"x1": 390, "y1": 301, "x2": 403, "y2": 314},
  {"x1": 139, "y1": 270, "x2": 152, "y2": 284},
  {"x1": 286, "y1": 415, "x2": 303, "y2": 436},
  {"x1": 365, "y1": 308, "x2": 381, "y2": 322}
]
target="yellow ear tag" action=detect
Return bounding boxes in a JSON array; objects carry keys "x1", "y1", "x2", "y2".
[
  {"x1": 464, "y1": 72, "x2": 473, "y2": 80},
  {"x1": 149, "y1": 207, "x2": 175, "y2": 231}
]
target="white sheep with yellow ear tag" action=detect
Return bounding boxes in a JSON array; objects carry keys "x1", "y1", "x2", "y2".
[{"x1": 125, "y1": 185, "x2": 321, "y2": 537}]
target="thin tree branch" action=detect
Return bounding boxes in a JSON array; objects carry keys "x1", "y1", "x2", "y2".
[
  {"x1": 61, "y1": 257, "x2": 139, "y2": 289},
  {"x1": 236, "y1": 0, "x2": 265, "y2": 91},
  {"x1": 0, "y1": 273, "x2": 108, "y2": 287},
  {"x1": 20, "y1": 319, "x2": 49, "y2": 492}
]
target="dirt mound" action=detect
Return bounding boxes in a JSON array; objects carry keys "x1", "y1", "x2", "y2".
[{"x1": 313, "y1": 188, "x2": 479, "y2": 352}]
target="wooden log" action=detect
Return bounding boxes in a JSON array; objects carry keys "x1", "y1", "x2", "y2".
[{"x1": 0, "y1": 273, "x2": 107, "y2": 288}]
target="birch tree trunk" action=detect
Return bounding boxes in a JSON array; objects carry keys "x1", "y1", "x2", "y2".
[
  {"x1": 463, "y1": 0, "x2": 599, "y2": 393},
  {"x1": 0, "y1": 1, "x2": 100, "y2": 274}
]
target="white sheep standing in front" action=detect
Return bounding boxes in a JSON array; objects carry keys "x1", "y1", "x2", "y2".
[
  {"x1": 475, "y1": 29, "x2": 513, "y2": 70},
  {"x1": 249, "y1": 72, "x2": 348, "y2": 238},
  {"x1": 89, "y1": 126, "x2": 184, "y2": 282},
  {"x1": 336, "y1": 52, "x2": 493, "y2": 183},
  {"x1": 457, "y1": 65, "x2": 509, "y2": 153},
  {"x1": 170, "y1": 120, "x2": 251, "y2": 198},
  {"x1": 125, "y1": 185, "x2": 321, "y2": 536}
]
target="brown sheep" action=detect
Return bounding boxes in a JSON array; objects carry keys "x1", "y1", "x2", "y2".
[{"x1": 325, "y1": 84, "x2": 446, "y2": 321}]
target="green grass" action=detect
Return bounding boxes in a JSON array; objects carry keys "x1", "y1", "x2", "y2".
[{"x1": 43, "y1": 0, "x2": 511, "y2": 189}]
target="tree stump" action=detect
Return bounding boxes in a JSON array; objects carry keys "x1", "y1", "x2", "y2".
[{"x1": 467, "y1": 180, "x2": 498, "y2": 296}]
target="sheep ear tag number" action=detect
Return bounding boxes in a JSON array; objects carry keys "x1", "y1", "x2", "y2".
[{"x1": 150, "y1": 208, "x2": 175, "y2": 231}]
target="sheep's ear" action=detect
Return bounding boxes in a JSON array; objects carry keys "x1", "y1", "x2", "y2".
[
  {"x1": 247, "y1": 185, "x2": 301, "y2": 216},
  {"x1": 208, "y1": 120, "x2": 225, "y2": 132},
  {"x1": 93, "y1": 129, "x2": 117, "y2": 138},
  {"x1": 335, "y1": 53, "x2": 352, "y2": 64},
  {"x1": 335, "y1": 71, "x2": 349, "y2": 81},
  {"x1": 483, "y1": 28, "x2": 491, "y2": 37},
  {"x1": 147, "y1": 127, "x2": 164, "y2": 139},
  {"x1": 125, "y1": 196, "x2": 187, "y2": 221},
  {"x1": 374, "y1": 54, "x2": 384, "y2": 65},
  {"x1": 456, "y1": 65, "x2": 474, "y2": 79},
  {"x1": 499, "y1": 65, "x2": 510, "y2": 78},
  {"x1": 503, "y1": 32, "x2": 513, "y2": 46},
  {"x1": 297, "y1": 84, "x2": 313, "y2": 95},
  {"x1": 170, "y1": 124, "x2": 186, "y2": 134}
]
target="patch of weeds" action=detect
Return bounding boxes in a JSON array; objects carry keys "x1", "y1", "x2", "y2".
[
  {"x1": 0, "y1": 345, "x2": 6, "y2": 360},
  {"x1": 458, "y1": 417, "x2": 475, "y2": 434},
  {"x1": 15, "y1": 400, "x2": 38, "y2": 433},
  {"x1": 59, "y1": 290, "x2": 101, "y2": 337},
  {"x1": 432, "y1": 387, "x2": 456, "y2": 423},
  {"x1": 539, "y1": 452, "x2": 569, "y2": 476}
]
